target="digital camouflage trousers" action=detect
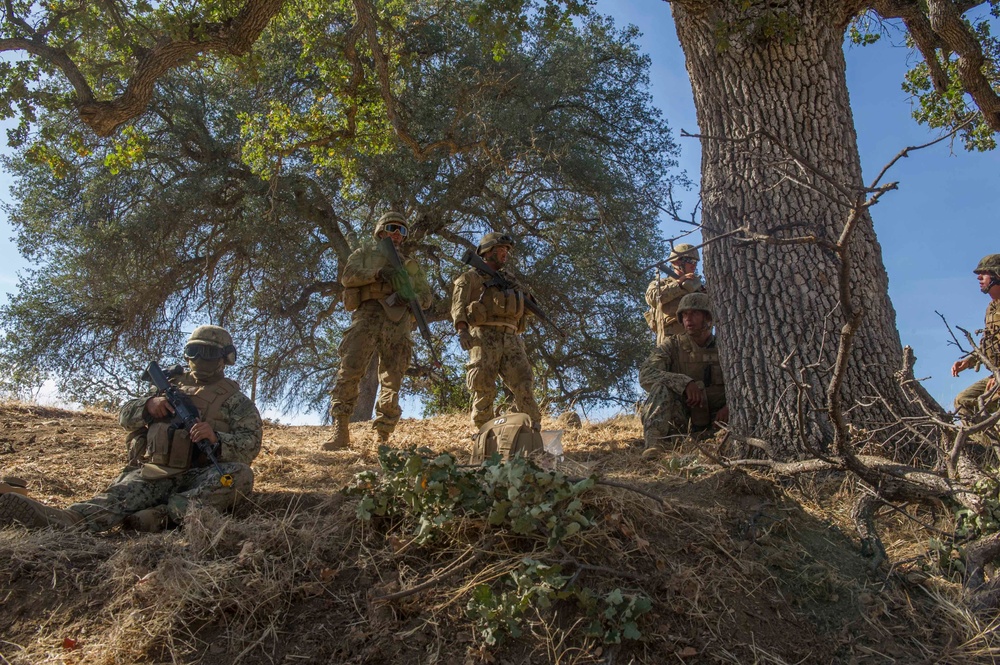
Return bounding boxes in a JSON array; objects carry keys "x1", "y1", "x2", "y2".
[
  {"x1": 640, "y1": 385, "x2": 726, "y2": 448},
  {"x1": 329, "y1": 300, "x2": 413, "y2": 433},
  {"x1": 466, "y1": 326, "x2": 541, "y2": 429},
  {"x1": 69, "y1": 462, "x2": 254, "y2": 532}
]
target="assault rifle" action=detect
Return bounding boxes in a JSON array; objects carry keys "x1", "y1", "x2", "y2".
[
  {"x1": 145, "y1": 361, "x2": 234, "y2": 487},
  {"x1": 460, "y1": 249, "x2": 566, "y2": 338},
  {"x1": 378, "y1": 237, "x2": 442, "y2": 369},
  {"x1": 644, "y1": 259, "x2": 683, "y2": 280}
]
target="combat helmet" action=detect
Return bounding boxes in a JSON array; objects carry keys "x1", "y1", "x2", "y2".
[
  {"x1": 676, "y1": 292, "x2": 712, "y2": 319},
  {"x1": 373, "y1": 211, "x2": 408, "y2": 239},
  {"x1": 185, "y1": 325, "x2": 237, "y2": 365},
  {"x1": 974, "y1": 254, "x2": 1000, "y2": 275},
  {"x1": 477, "y1": 232, "x2": 515, "y2": 256},
  {"x1": 668, "y1": 243, "x2": 699, "y2": 263}
]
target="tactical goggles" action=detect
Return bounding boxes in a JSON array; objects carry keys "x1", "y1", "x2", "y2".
[
  {"x1": 383, "y1": 223, "x2": 408, "y2": 237},
  {"x1": 183, "y1": 343, "x2": 226, "y2": 361}
]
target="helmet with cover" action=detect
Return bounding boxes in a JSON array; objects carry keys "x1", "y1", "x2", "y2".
[
  {"x1": 668, "y1": 243, "x2": 699, "y2": 263},
  {"x1": 373, "y1": 211, "x2": 408, "y2": 240},
  {"x1": 676, "y1": 292, "x2": 712, "y2": 319},
  {"x1": 974, "y1": 254, "x2": 1000, "y2": 275},
  {"x1": 185, "y1": 325, "x2": 237, "y2": 366},
  {"x1": 476, "y1": 232, "x2": 515, "y2": 256}
]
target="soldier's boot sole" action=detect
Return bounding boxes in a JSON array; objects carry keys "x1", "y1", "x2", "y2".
[
  {"x1": 0, "y1": 493, "x2": 84, "y2": 528},
  {"x1": 123, "y1": 506, "x2": 170, "y2": 533}
]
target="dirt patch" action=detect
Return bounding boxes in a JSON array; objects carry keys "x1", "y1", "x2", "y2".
[{"x1": 0, "y1": 402, "x2": 991, "y2": 663}]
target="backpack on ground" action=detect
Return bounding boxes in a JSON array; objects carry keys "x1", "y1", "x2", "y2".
[{"x1": 471, "y1": 412, "x2": 543, "y2": 464}]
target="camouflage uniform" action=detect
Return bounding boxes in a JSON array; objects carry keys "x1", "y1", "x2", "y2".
[
  {"x1": 955, "y1": 298, "x2": 1000, "y2": 420},
  {"x1": 329, "y1": 240, "x2": 432, "y2": 434},
  {"x1": 643, "y1": 244, "x2": 706, "y2": 345},
  {"x1": 644, "y1": 275, "x2": 706, "y2": 344},
  {"x1": 639, "y1": 333, "x2": 725, "y2": 446},
  {"x1": 452, "y1": 265, "x2": 542, "y2": 429},
  {"x1": 70, "y1": 370, "x2": 263, "y2": 532}
]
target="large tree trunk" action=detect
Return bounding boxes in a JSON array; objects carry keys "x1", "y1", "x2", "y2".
[{"x1": 671, "y1": 0, "x2": 924, "y2": 458}]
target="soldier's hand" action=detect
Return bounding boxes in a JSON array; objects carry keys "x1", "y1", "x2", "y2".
[
  {"x1": 458, "y1": 328, "x2": 474, "y2": 351},
  {"x1": 189, "y1": 419, "x2": 218, "y2": 444},
  {"x1": 714, "y1": 405, "x2": 730, "y2": 425},
  {"x1": 684, "y1": 381, "x2": 706, "y2": 408},
  {"x1": 952, "y1": 358, "x2": 973, "y2": 377},
  {"x1": 145, "y1": 396, "x2": 175, "y2": 419},
  {"x1": 378, "y1": 266, "x2": 396, "y2": 282}
]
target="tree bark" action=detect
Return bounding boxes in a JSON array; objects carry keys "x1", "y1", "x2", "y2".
[
  {"x1": 670, "y1": 0, "x2": 923, "y2": 458},
  {"x1": 351, "y1": 354, "x2": 379, "y2": 422}
]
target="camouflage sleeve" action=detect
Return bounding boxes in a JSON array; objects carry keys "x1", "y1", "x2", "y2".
[
  {"x1": 452, "y1": 273, "x2": 473, "y2": 329},
  {"x1": 644, "y1": 278, "x2": 662, "y2": 309},
  {"x1": 342, "y1": 246, "x2": 382, "y2": 287},
  {"x1": 216, "y1": 392, "x2": 263, "y2": 466},
  {"x1": 638, "y1": 339, "x2": 692, "y2": 396},
  {"x1": 656, "y1": 277, "x2": 694, "y2": 305},
  {"x1": 118, "y1": 393, "x2": 156, "y2": 430}
]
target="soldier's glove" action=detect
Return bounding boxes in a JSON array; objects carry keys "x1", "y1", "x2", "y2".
[
  {"x1": 391, "y1": 272, "x2": 416, "y2": 301},
  {"x1": 458, "y1": 328, "x2": 473, "y2": 351},
  {"x1": 377, "y1": 266, "x2": 397, "y2": 282}
]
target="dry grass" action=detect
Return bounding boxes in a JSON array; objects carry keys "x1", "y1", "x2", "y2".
[{"x1": 0, "y1": 402, "x2": 997, "y2": 663}]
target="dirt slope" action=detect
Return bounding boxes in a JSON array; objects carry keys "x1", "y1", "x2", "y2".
[{"x1": 0, "y1": 402, "x2": 990, "y2": 664}]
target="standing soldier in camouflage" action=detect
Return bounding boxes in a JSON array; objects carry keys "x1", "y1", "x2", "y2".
[
  {"x1": 324, "y1": 211, "x2": 433, "y2": 450},
  {"x1": 639, "y1": 292, "x2": 728, "y2": 449},
  {"x1": 644, "y1": 243, "x2": 706, "y2": 345},
  {"x1": 0, "y1": 325, "x2": 263, "y2": 532},
  {"x1": 452, "y1": 232, "x2": 542, "y2": 431},
  {"x1": 952, "y1": 253, "x2": 1000, "y2": 423}
]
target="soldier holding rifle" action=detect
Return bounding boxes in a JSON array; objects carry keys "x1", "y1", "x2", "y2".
[
  {"x1": 324, "y1": 211, "x2": 433, "y2": 450},
  {"x1": 0, "y1": 326, "x2": 262, "y2": 532},
  {"x1": 453, "y1": 232, "x2": 554, "y2": 432}
]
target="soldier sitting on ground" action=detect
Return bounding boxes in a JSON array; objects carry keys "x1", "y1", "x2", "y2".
[
  {"x1": 0, "y1": 325, "x2": 263, "y2": 532},
  {"x1": 639, "y1": 292, "x2": 728, "y2": 449},
  {"x1": 952, "y1": 253, "x2": 1000, "y2": 424}
]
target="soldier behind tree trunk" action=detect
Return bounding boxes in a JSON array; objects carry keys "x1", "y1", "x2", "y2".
[
  {"x1": 952, "y1": 253, "x2": 1000, "y2": 423},
  {"x1": 643, "y1": 243, "x2": 706, "y2": 345}
]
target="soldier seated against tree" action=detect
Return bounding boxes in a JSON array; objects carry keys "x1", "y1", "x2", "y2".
[{"x1": 639, "y1": 293, "x2": 728, "y2": 449}]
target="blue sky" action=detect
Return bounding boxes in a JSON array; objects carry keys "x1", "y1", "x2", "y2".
[{"x1": 0, "y1": 2, "x2": 997, "y2": 420}]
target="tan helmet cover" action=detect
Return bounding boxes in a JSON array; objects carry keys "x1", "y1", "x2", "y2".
[
  {"x1": 188, "y1": 325, "x2": 237, "y2": 365},
  {"x1": 477, "y1": 232, "x2": 515, "y2": 256},
  {"x1": 668, "y1": 243, "x2": 699, "y2": 263},
  {"x1": 676, "y1": 292, "x2": 712, "y2": 319},
  {"x1": 373, "y1": 211, "x2": 408, "y2": 239},
  {"x1": 974, "y1": 254, "x2": 1000, "y2": 275}
]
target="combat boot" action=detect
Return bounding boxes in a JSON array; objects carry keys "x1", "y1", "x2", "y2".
[
  {"x1": 0, "y1": 494, "x2": 84, "y2": 529},
  {"x1": 123, "y1": 505, "x2": 170, "y2": 533},
  {"x1": 322, "y1": 416, "x2": 351, "y2": 450},
  {"x1": 0, "y1": 476, "x2": 29, "y2": 496}
]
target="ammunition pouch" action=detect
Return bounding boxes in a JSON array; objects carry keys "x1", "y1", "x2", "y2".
[
  {"x1": 471, "y1": 412, "x2": 543, "y2": 464},
  {"x1": 141, "y1": 422, "x2": 192, "y2": 479}
]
